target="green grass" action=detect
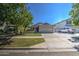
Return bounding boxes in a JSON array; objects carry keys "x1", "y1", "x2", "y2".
[
  {"x1": 0, "y1": 38, "x2": 45, "y2": 47},
  {"x1": 24, "y1": 33, "x2": 41, "y2": 36},
  {"x1": 20, "y1": 32, "x2": 41, "y2": 36},
  {"x1": 22, "y1": 31, "x2": 41, "y2": 36}
]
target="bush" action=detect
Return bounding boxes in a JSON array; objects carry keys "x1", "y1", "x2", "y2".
[{"x1": 0, "y1": 30, "x2": 4, "y2": 35}]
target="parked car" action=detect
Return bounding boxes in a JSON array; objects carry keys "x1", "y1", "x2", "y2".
[
  {"x1": 58, "y1": 28, "x2": 74, "y2": 33},
  {"x1": 75, "y1": 29, "x2": 79, "y2": 33},
  {"x1": 68, "y1": 28, "x2": 75, "y2": 33},
  {"x1": 74, "y1": 44, "x2": 79, "y2": 49},
  {"x1": 70, "y1": 34, "x2": 79, "y2": 42},
  {"x1": 72, "y1": 34, "x2": 79, "y2": 38},
  {"x1": 58, "y1": 29, "x2": 68, "y2": 33},
  {"x1": 68, "y1": 38, "x2": 75, "y2": 42}
]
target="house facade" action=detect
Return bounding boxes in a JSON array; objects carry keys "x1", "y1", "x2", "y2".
[
  {"x1": 34, "y1": 23, "x2": 53, "y2": 33},
  {"x1": 33, "y1": 19, "x2": 75, "y2": 33},
  {"x1": 39, "y1": 24, "x2": 53, "y2": 33},
  {"x1": 53, "y1": 19, "x2": 72, "y2": 32}
]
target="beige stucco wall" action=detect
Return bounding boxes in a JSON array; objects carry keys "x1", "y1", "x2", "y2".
[{"x1": 39, "y1": 25, "x2": 53, "y2": 32}]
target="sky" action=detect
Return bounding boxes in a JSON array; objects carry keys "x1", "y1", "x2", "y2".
[{"x1": 28, "y1": 3, "x2": 72, "y2": 25}]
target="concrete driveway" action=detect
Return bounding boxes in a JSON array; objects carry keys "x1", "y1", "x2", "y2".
[{"x1": 42, "y1": 33, "x2": 77, "y2": 52}]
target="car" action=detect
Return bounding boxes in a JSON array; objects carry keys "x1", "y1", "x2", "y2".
[
  {"x1": 72, "y1": 34, "x2": 79, "y2": 38},
  {"x1": 68, "y1": 28, "x2": 75, "y2": 33},
  {"x1": 58, "y1": 28, "x2": 74, "y2": 33},
  {"x1": 68, "y1": 38, "x2": 75, "y2": 42},
  {"x1": 59, "y1": 29, "x2": 68, "y2": 33},
  {"x1": 75, "y1": 29, "x2": 79, "y2": 33},
  {"x1": 74, "y1": 44, "x2": 79, "y2": 49},
  {"x1": 70, "y1": 33, "x2": 79, "y2": 42}
]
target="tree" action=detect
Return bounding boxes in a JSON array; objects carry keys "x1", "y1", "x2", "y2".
[
  {"x1": 69, "y1": 3, "x2": 79, "y2": 26},
  {"x1": 0, "y1": 3, "x2": 33, "y2": 34}
]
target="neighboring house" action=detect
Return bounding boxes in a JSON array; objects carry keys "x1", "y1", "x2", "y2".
[
  {"x1": 0, "y1": 22, "x2": 16, "y2": 34},
  {"x1": 33, "y1": 19, "x2": 72, "y2": 33},
  {"x1": 34, "y1": 23, "x2": 53, "y2": 33},
  {"x1": 53, "y1": 19, "x2": 73, "y2": 32},
  {"x1": 33, "y1": 18, "x2": 76, "y2": 33}
]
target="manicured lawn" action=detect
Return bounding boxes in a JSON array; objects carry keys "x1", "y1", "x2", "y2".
[
  {"x1": 0, "y1": 38, "x2": 45, "y2": 47},
  {"x1": 17, "y1": 32, "x2": 41, "y2": 36},
  {"x1": 22, "y1": 32, "x2": 41, "y2": 36},
  {"x1": 21, "y1": 31, "x2": 42, "y2": 36}
]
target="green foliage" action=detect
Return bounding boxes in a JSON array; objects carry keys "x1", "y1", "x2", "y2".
[
  {"x1": 70, "y1": 3, "x2": 79, "y2": 26},
  {"x1": 0, "y1": 3, "x2": 33, "y2": 34}
]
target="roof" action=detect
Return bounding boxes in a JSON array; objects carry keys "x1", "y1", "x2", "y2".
[
  {"x1": 34, "y1": 23, "x2": 51, "y2": 26},
  {"x1": 33, "y1": 23, "x2": 52, "y2": 28},
  {"x1": 53, "y1": 18, "x2": 71, "y2": 26}
]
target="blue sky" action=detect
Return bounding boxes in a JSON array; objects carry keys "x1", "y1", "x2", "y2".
[{"x1": 28, "y1": 3, "x2": 72, "y2": 25}]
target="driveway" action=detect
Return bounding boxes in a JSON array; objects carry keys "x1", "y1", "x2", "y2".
[{"x1": 42, "y1": 33, "x2": 77, "y2": 52}]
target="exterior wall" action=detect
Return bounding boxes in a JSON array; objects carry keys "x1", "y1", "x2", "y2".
[
  {"x1": 53, "y1": 19, "x2": 73, "y2": 32},
  {"x1": 53, "y1": 21, "x2": 66, "y2": 32},
  {"x1": 39, "y1": 25, "x2": 53, "y2": 32}
]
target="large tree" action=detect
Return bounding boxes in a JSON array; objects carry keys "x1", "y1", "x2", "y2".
[
  {"x1": 69, "y1": 3, "x2": 79, "y2": 25},
  {"x1": 0, "y1": 3, "x2": 33, "y2": 34}
]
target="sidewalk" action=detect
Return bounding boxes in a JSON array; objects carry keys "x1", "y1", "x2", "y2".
[
  {"x1": 11, "y1": 36, "x2": 43, "y2": 38},
  {"x1": 0, "y1": 36, "x2": 43, "y2": 38}
]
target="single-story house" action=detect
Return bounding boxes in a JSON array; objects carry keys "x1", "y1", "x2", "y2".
[
  {"x1": 33, "y1": 19, "x2": 72, "y2": 33},
  {"x1": 33, "y1": 23, "x2": 53, "y2": 33},
  {"x1": 33, "y1": 18, "x2": 78, "y2": 33}
]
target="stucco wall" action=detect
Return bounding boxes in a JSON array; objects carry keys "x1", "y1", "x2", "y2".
[{"x1": 39, "y1": 25, "x2": 53, "y2": 32}]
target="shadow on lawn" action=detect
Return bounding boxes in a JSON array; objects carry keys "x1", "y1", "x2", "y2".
[
  {"x1": 0, "y1": 48, "x2": 47, "y2": 50},
  {"x1": 0, "y1": 35, "x2": 13, "y2": 47}
]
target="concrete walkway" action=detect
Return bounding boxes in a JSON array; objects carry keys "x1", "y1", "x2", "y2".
[
  {"x1": 11, "y1": 36, "x2": 43, "y2": 38},
  {"x1": 0, "y1": 50, "x2": 79, "y2": 56},
  {"x1": 0, "y1": 36, "x2": 43, "y2": 38}
]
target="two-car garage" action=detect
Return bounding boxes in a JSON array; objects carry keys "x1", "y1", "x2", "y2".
[
  {"x1": 34, "y1": 23, "x2": 53, "y2": 33},
  {"x1": 38, "y1": 24, "x2": 53, "y2": 33}
]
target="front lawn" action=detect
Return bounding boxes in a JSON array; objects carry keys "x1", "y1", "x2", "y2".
[
  {"x1": 0, "y1": 38, "x2": 45, "y2": 47},
  {"x1": 17, "y1": 32, "x2": 41, "y2": 36},
  {"x1": 24, "y1": 32, "x2": 41, "y2": 36}
]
